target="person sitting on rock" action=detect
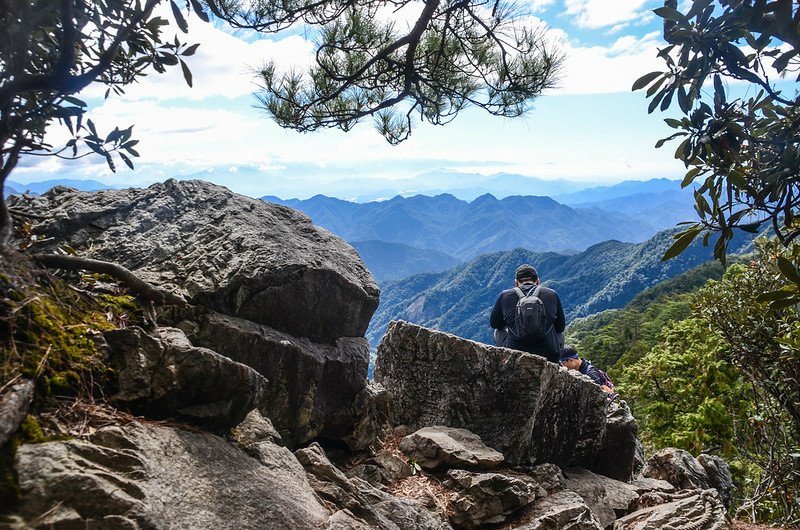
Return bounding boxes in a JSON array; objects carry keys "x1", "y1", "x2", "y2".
[
  {"x1": 489, "y1": 264, "x2": 565, "y2": 363},
  {"x1": 559, "y1": 345, "x2": 616, "y2": 398}
]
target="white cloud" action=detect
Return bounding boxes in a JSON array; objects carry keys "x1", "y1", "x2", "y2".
[
  {"x1": 553, "y1": 31, "x2": 665, "y2": 94},
  {"x1": 81, "y1": 6, "x2": 315, "y2": 102},
  {"x1": 564, "y1": 0, "x2": 650, "y2": 29},
  {"x1": 531, "y1": 0, "x2": 557, "y2": 13}
]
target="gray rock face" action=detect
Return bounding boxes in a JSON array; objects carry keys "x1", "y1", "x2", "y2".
[
  {"x1": 516, "y1": 491, "x2": 603, "y2": 530},
  {"x1": 16, "y1": 421, "x2": 330, "y2": 529},
  {"x1": 0, "y1": 378, "x2": 34, "y2": 447},
  {"x1": 399, "y1": 426, "x2": 505, "y2": 470},
  {"x1": 592, "y1": 400, "x2": 643, "y2": 481},
  {"x1": 642, "y1": 448, "x2": 711, "y2": 491},
  {"x1": 104, "y1": 326, "x2": 267, "y2": 431},
  {"x1": 295, "y1": 443, "x2": 453, "y2": 530},
  {"x1": 374, "y1": 321, "x2": 636, "y2": 472},
  {"x1": 12, "y1": 180, "x2": 379, "y2": 343},
  {"x1": 174, "y1": 307, "x2": 370, "y2": 447},
  {"x1": 445, "y1": 469, "x2": 539, "y2": 529},
  {"x1": 613, "y1": 489, "x2": 728, "y2": 530},
  {"x1": 698, "y1": 454, "x2": 734, "y2": 509},
  {"x1": 562, "y1": 468, "x2": 639, "y2": 529}
]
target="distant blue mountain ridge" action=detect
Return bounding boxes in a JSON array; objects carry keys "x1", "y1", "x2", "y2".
[
  {"x1": 5, "y1": 179, "x2": 113, "y2": 197},
  {"x1": 263, "y1": 183, "x2": 688, "y2": 262}
]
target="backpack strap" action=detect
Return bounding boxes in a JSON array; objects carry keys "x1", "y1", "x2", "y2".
[{"x1": 515, "y1": 285, "x2": 543, "y2": 298}]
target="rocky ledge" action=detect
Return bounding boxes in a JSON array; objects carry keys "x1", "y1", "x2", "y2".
[{"x1": 2, "y1": 180, "x2": 735, "y2": 529}]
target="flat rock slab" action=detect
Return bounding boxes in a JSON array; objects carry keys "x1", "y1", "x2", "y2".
[
  {"x1": 399, "y1": 426, "x2": 505, "y2": 470},
  {"x1": 11, "y1": 180, "x2": 379, "y2": 342},
  {"x1": 614, "y1": 489, "x2": 728, "y2": 530},
  {"x1": 16, "y1": 422, "x2": 329, "y2": 529},
  {"x1": 562, "y1": 468, "x2": 639, "y2": 529}
]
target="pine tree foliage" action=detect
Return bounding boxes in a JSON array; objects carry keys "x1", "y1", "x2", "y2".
[{"x1": 206, "y1": 0, "x2": 564, "y2": 144}]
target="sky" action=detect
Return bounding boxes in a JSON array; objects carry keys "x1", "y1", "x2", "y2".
[{"x1": 12, "y1": 0, "x2": 697, "y2": 199}]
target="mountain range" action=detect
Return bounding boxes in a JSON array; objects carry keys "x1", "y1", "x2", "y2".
[
  {"x1": 365, "y1": 228, "x2": 756, "y2": 349},
  {"x1": 4, "y1": 179, "x2": 112, "y2": 197},
  {"x1": 264, "y1": 193, "x2": 664, "y2": 261}
]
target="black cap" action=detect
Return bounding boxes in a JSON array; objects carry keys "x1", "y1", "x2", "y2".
[{"x1": 515, "y1": 264, "x2": 538, "y2": 282}]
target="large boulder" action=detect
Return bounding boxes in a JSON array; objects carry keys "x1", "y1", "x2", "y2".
[
  {"x1": 642, "y1": 448, "x2": 711, "y2": 491},
  {"x1": 374, "y1": 321, "x2": 637, "y2": 472},
  {"x1": 173, "y1": 307, "x2": 371, "y2": 448},
  {"x1": 11, "y1": 180, "x2": 379, "y2": 343},
  {"x1": 15, "y1": 421, "x2": 331, "y2": 529},
  {"x1": 697, "y1": 454, "x2": 734, "y2": 509},
  {"x1": 398, "y1": 427, "x2": 505, "y2": 470},
  {"x1": 104, "y1": 326, "x2": 267, "y2": 431}
]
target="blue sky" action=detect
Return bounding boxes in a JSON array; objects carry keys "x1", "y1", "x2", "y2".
[{"x1": 14, "y1": 0, "x2": 691, "y2": 198}]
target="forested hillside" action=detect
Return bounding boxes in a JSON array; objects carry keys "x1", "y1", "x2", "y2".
[
  {"x1": 565, "y1": 260, "x2": 733, "y2": 372},
  {"x1": 573, "y1": 238, "x2": 800, "y2": 520},
  {"x1": 366, "y1": 228, "x2": 755, "y2": 347}
]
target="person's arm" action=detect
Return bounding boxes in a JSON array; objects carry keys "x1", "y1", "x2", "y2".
[
  {"x1": 554, "y1": 295, "x2": 566, "y2": 333},
  {"x1": 580, "y1": 360, "x2": 605, "y2": 386},
  {"x1": 490, "y1": 294, "x2": 505, "y2": 329}
]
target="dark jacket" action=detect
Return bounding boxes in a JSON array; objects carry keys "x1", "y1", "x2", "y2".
[
  {"x1": 489, "y1": 282, "x2": 565, "y2": 362},
  {"x1": 576, "y1": 358, "x2": 617, "y2": 398}
]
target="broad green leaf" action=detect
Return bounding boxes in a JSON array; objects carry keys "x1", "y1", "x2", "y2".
[
  {"x1": 662, "y1": 228, "x2": 700, "y2": 261},
  {"x1": 777, "y1": 257, "x2": 800, "y2": 283},
  {"x1": 632, "y1": 71, "x2": 662, "y2": 91},
  {"x1": 180, "y1": 59, "x2": 193, "y2": 87},
  {"x1": 653, "y1": 6, "x2": 687, "y2": 22},
  {"x1": 171, "y1": 0, "x2": 189, "y2": 33}
]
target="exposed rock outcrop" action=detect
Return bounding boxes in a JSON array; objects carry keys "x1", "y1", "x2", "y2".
[
  {"x1": 398, "y1": 426, "x2": 505, "y2": 470},
  {"x1": 104, "y1": 326, "x2": 267, "y2": 431},
  {"x1": 295, "y1": 443, "x2": 453, "y2": 529},
  {"x1": 172, "y1": 307, "x2": 371, "y2": 447},
  {"x1": 11, "y1": 180, "x2": 379, "y2": 343},
  {"x1": 374, "y1": 320, "x2": 636, "y2": 475},
  {"x1": 698, "y1": 453, "x2": 734, "y2": 509},
  {"x1": 11, "y1": 181, "x2": 382, "y2": 449},
  {"x1": 562, "y1": 468, "x2": 639, "y2": 529},
  {"x1": 516, "y1": 491, "x2": 603, "y2": 530}
]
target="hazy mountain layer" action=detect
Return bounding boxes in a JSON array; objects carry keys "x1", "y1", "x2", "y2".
[
  {"x1": 351, "y1": 240, "x2": 461, "y2": 282},
  {"x1": 264, "y1": 193, "x2": 661, "y2": 260},
  {"x1": 366, "y1": 228, "x2": 755, "y2": 348}
]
